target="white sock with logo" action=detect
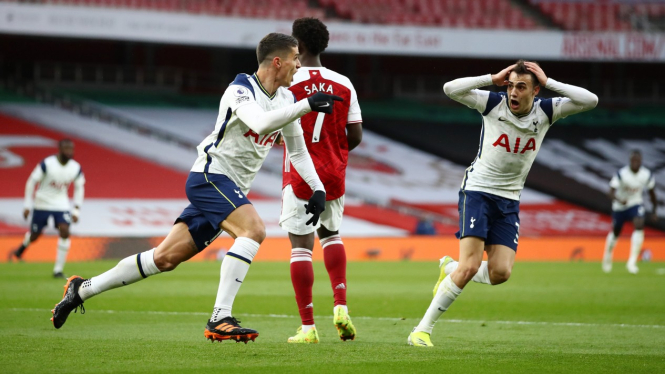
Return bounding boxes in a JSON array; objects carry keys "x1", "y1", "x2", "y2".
[
  {"x1": 445, "y1": 260, "x2": 491, "y2": 285},
  {"x1": 603, "y1": 232, "x2": 618, "y2": 262},
  {"x1": 53, "y1": 238, "x2": 70, "y2": 274},
  {"x1": 414, "y1": 275, "x2": 463, "y2": 334},
  {"x1": 627, "y1": 230, "x2": 644, "y2": 267},
  {"x1": 211, "y1": 237, "x2": 260, "y2": 322},
  {"x1": 78, "y1": 248, "x2": 161, "y2": 301}
]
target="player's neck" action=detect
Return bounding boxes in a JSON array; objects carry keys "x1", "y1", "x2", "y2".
[
  {"x1": 255, "y1": 69, "x2": 278, "y2": 96},
  {"x1": 57, "y1": 155, "x2": 69, "y2": 165},
  {"x1": 510, "y1": 103, "x2": 534, "y2": 118},
  {"x1": 300, "y1": 54, "x2": 322, "y2": 68}
]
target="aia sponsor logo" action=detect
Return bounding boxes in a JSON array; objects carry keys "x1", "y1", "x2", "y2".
[
  {"x1": 243, "y1": 130, "x2": 279, "y2": 147},
  {"x1": 492, "y1": 134, "x2": 536, "y2": 154}
]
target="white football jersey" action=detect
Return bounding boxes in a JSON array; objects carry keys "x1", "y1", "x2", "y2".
[
  {"x1": 191, "y1": 73, "x2": 296, "y2": 194},
  {"x1": 609, "y1": 166, "x2": 655, "y2": 211},
  {"x1": 462, "y1": 91, "x2": 565, "y2": 200},
  {"x1": 25, "y1": 155, "x2": 85, "y2": 211}
]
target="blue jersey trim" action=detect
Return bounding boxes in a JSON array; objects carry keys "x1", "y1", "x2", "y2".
[
  {"x1": 227, "y1": 252, "x2": 252, "y2": 264},
  {"x1": 292, "y1": 91, "x2": 297, "y2": 103},
  {"x1": 482, "y1": 92, "x2": 504, "y2": 116},
  {"x1": 539, "y1": 98, "x2": 554, "y2": 123},
  {"x1": 616, "y1": 171, "x2": 622, "y2": 181},
  {"x1": 203, "y1": 108, "x2": 232, "y2": 174},
  {"x1": 252, "y1": 73, "x2": 276, "y2": 100},
  {"x1": 230, "y1": 74, "x2": 256, "y2": 99},
  {"x1": 40, "y1": 160, "x2": 47, "y2": 173}
]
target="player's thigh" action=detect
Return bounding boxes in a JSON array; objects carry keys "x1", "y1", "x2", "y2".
[
  {"x1": 319, "y1": 195, "x2": 344, "y2": 234},
  {"x1": 485, "y1": 244, "x2": 516, "y2": 284},
  {"x1": 221, "y1": 204, "x2": 266, "y2": 243},
  {"x1": 57, "y1": 223, "x2": 70, "y2": 238},
  {"x1": 633, "y1": 205, "x2": 646, "y2": 230},
  {"x1": 279, "y1": 185, "x2": 317, "y2": 236},
  {"x1": 288, "y1": 232, "x2": 316, "y2": 250},
  {"x1": 154, "y1": 222, "x2": 199, "y2": 271}
]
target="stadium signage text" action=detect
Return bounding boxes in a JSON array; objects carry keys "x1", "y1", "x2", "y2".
[{"x1": 1, "y1": 4, "x2": 665, "y2": 62}]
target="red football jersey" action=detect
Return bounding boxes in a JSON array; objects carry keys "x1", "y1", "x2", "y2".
[{"x1": 285, "y1": 67, "x2": 362, "y2": 201}]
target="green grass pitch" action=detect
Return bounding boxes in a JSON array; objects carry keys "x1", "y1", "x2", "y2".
[{"x1": 1, "y1": 260, "x2": 665, "y2": 373}]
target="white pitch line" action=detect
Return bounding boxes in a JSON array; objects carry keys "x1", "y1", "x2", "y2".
[{"x1": 8, "y1": 308, "x2": 665, "y2": 329}]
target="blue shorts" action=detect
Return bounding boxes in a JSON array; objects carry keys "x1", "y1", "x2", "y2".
[
  {"x1": 455, "y1": 190, "x2": 521, "y2": 251},
  {"x1": 31, "y1": 209, "x2": 71, "y2": 233},
  {"x1": 176, "y1": 172, "x2": 251, "y2": 251},
  {"x1": 612, "y1": 204, "x2": 645, "y2": 232}
]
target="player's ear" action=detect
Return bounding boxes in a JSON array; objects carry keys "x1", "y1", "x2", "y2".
[{"x1": 533, "y1": 85, "x2": 540, "y2": 96}]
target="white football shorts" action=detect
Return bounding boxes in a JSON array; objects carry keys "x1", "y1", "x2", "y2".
[{"x1": 279, "y1": 184, "x2": 344, "y2": 235}]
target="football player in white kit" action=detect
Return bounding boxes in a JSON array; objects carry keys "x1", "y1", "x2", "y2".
[
  {"x1": 50, "y1": 33, "x2": 343, "y2": 343},
  {"x1": 9, "y1": 139, "x2": 85, "y2": 279},
  {"x1": 602, "y1": 150, "x2": 657, "y2": 274},
  {"x1": 408, "y1": 60, "x2": 598, "y2": 347}
]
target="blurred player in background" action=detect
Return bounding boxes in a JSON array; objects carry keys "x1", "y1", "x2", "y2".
[
  {"x1": 8, "y1": 139, "x2": 85, "y2": 279},
  {"x1": 408, "y1": 60, "x2": 598, "y2": 347},
  {"x1": 280, "y1": 17, "x2": 362, "y2": 344},
  {"x1": 602, "y1": 150, "x2": 657, "y2": 274},
  {"x1": 50, "y1": 33, "x2": 343, "y2": 343}
]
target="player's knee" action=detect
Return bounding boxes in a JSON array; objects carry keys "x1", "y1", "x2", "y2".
[
  {"x1": 154, "y1": 251, "x2": 181, "y2": 272},
  {"x1": 241, "y1": 221, "x2": 266, "y2": 244},
  {"x1": 634, "y1": 220, "x2": 645, "y2": 230},
  {"x1": 489, "y1": 267, "x2": 511, "y2": 285},
  {"x1": 456, "y1": 263, "x2": 481, "y2": 282}
]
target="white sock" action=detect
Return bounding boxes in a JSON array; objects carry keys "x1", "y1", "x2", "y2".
[
  {"x1": 628, "y1": 230, "x2": 644, "y2": 266},
  {"x1": 446, "y1": 261, "x2": 491, "y2": 285},
  {"x1": 78, "y1": 248, "x2": 161, "y2": 301},
  {"x1": 302, "y1": 324, "x2": 315, "y2": 333},
  {"x1": 53, "y1": 238, "x2": 70, "y2": 274},
  {"x1": 334, "y1": 305, "x2": 348, "y2": 314},
  {"x1": 211, "y1": 237, "x2": 260, "y2": 322},
  {"x1": 603, "y1": 232, "x2": 618, "y2": 262},
  {"x1": 22, "y1": 232, "x2": 31, "y2": 247},
  {"x1": 414, "y1": 275, "x2": 462, "y2": 334}
]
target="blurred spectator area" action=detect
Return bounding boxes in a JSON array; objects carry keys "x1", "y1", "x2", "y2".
[
  {"x1": 530, "y1": 0, "x2": 665, "y2": 31},
  {"x1": 4, "y1": 0, "x2": 665, "y2": 31}
]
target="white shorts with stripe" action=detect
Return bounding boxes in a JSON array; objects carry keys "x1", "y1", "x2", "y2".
[{"x1": 279, "y1": 184, "x2": 344, "y2": 235}]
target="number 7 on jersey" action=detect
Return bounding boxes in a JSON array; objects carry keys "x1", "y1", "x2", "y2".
[{"x1": 312, "y1": 112, "x2": 325, "y2": 143}]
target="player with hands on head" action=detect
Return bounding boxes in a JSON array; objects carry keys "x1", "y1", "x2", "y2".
[
  {"x1": 408, "y1": 60, "x2": 598, "y2": 347},
  {"x1": 50, "y1": 33, "x2": 341, "y2": 344},
  {"x1": 602, "y1": 150, "x2": 658, "y2": 274},
  {"x1": 280, "y1": 17, "x2": 363, "y2": 344},
  {"x1": 9, "y1": 139, "x2": 84, "y2": 279}
]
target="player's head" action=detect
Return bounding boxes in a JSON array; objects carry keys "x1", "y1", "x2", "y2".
[
  {"x1": 256, "y1": 33, "x2": 301, "y2": 87},
  {"x1": 58, "y1": 139, "x2": 74, "y2": 162},
  {"x1": 630, "y1": 150, "x2": 642, "y2": 171},
  {"x1": 292, "y1": 17, "x2": 329, "y2": 56},
  {"x1": 507, "y1": 60, "x2": 541, "y2": 115}
]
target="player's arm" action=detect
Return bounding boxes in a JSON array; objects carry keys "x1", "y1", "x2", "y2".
[
  {"x1": 347, "y1": 123, "x2": 362, "y2": 151},
  {"x1": 235, "y1": 91, "x2": 343, "y2": 135},
  {"x1": 524, "y1": 61, "x2": 598, "y2": 122},
  {"x1": 23, "y1": 163, "x2": 44, "y2": 220},
  {"x1": 648, "y1": 172, "x2": 658, "y2": 221},
  {"x1": 72, "y1": 172, "x2": 85, "y2": 223},
  {"x1": 442, "y1": 64, "x2": 516, "y2": 112},
  {"x1": 608, "y1": 174, "x2": 626, "y2": 205},
  {"x1": 282, "y1": 121, "x2": 326, "y2": 226}
]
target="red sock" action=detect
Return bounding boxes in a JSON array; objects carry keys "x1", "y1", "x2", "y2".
[
  {"x1": 321, "y1": 235, "x2": 347, "y2": 306},
  {"x1": 290, "y1": 248, "x2": 314, "y2": 325}
]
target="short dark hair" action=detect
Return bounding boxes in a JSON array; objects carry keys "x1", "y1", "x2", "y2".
[
  {"x1": 256, "y1": 33, "x2": 299, "y2": 64},
  {"x1": 292, "y1": 17, "x2": 329, "y2": 55},
  {"x1": 58, "y1": 139, "x2": 73, "y2": 147},
  {"x1": 631, "y1": 149, "x2": 642, "y2": 157},
  {"x1": 512, "y1": 59, "x2": 540, "y2": 87}
]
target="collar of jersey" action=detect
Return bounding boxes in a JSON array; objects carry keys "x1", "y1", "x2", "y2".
[{"x1": 252, "y1": 73, "x2": 276, "y2": 100}]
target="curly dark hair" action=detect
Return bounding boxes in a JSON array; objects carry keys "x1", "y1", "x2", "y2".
[
  {"x1": 512, "y1": 59, "x2": 540, "y2": 87},
  {"x1": 292, "y1": 17, "x2": 329, "y2": 55}
]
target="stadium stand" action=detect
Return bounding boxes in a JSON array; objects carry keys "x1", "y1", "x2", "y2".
[{"x1": 530, "y1": 0, "x2": 665, "y2": 31}]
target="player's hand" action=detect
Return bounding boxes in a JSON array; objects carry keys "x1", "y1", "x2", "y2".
[
  {"x1": 72, "y1": 214, "x2": 79, "y2": 223},
  {"x1": 307, "y1": 92, "x2": 343, "y2": 114},
  {"x1": 23, "y1": 209, "x2": 29, "y2": 220},
  {"x1": 524, "y1": 61, "x2": 548, "y2": 86},
  {"x1": 305, "y1": 190, "x2": 326, "y2": 226},
  {"x1": 72, "y1": 207, "x2": 80, "y2": 223},
  {"x1": 491, "y1": 64, "x2": 516, "y2": 87}
]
